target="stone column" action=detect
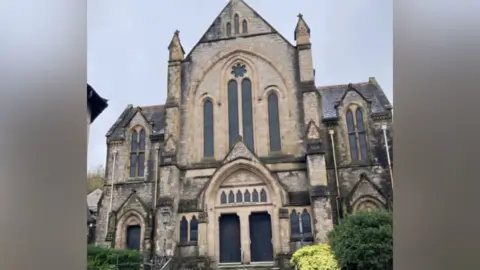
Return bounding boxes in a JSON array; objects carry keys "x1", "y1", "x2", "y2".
[
  {"x1": 239, "y1": 211, "x2": 251, "y2": 264},
  {"x1": 278, "y1": 208, "x2": 290, "y2": 254},
  {"x1": 197, "y1": 211, "x2": 208, "y2": 256},
  {"x1": 305, "y1": 136, "x2": 334, "y2": 243}
]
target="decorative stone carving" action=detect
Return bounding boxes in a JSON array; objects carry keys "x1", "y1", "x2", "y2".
[{"x1": 223, "y1": 139, "x2": 259, "y2": 164}]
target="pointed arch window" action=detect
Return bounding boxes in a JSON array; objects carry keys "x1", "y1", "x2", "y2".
[
  {"x1": 242, "y1": 20, "x2": 248, "y2": 34},
  {"x1": 130, "y1": 127, "x2": 145, "y2": 177},
  {"x1": 267, "y1": 92, "x2": 281, "y2": 152},
  {"x1": 241, "y1": 78, "x2": 254, "y2": 151},
  {"x1": 226, "y1": 22, "x2": 232, "y2": 37},
  {"x1": 236, "y1": 190, "x2": 243, "y2": 203},
  {"x1": 301, "y1": 209, "x2": 312, "y2": 235},
  {"x1": 220, "y1": 191, "x2": 227, "y2": 204},
  {"x1": 244, "y1": 190, "x2": 251, "y2": 202},
  {"x1": 290, "y1": 210, "x2": 300, "y2": 238},
  {"x1": 228, "y1": 191, "x2": 235, "y2": 203},
  {"x1": 260, "y1": 189, "x2": 267, "y2": 202},
  {"x1": 234, "y1": 14, "x2": 240, "y2": 34},
  {"x1": 228, "y1": 80, "x2": 239, "y2": 148},
  {"x1": 203, "y1": 100, "x2": 214, "y2": 158},
  {"x1": 227, "y1": 65, "x2": 255, "y2": 152},
  {"x1": 252, "y1": 189, "x2": 259, "y2": 202},
  {"x1": 346, "y1": 106, "x2": 368, "y2": 161},
  {"x1": 190, "y1": 216, "x2": 198, "y2": 242},
  {"x1": 179, "y1": 216, "x2": 188, "y2": 243}
]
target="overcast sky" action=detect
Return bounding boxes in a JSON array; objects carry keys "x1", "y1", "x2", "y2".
[{"x1": 87, "y1": 0, "x2": 392, "y2": 170}]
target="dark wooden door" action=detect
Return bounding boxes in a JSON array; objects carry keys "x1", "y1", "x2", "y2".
[
  {"x1": 249, "y1": 212, "x2": 273, "y2": 262},
  {"x1": 126, "y1": 225, "x2": 141, "y2": 251},
  {"x1": 219, "y1": 214, "x2": 241, "y2": 263}
]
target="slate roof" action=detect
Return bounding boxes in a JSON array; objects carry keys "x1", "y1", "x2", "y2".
[
  {"x1": 106, "y1": 105, "x2": 165, "y2": 141},
  {"x1": 106, "y1": 79, "x2": 391, "y2": 140},
  {"x1": 87, "y1": 189, "x2": 103, "y2": 212},
  {"x1": 319, "y1": 78, "x2": 392, "y2": 121}
]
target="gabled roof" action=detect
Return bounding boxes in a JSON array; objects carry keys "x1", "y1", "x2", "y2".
[
  {"x1": 318, "y1": 78, "x2": 392, "y2": 121},
  {"x1": 184, "y1": 0, "x2": 294, "y2": 61},
  {"x1": 106, "y1": 104, "x2": 165, "y2": 141}
]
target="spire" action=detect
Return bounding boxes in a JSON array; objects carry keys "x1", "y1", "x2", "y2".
[
  {"x1": 168, "y1": 30, "x2": 185, "y2": 62},
  {"x1": 294, "y1": 13, "x2": 311, "y2": 45}
]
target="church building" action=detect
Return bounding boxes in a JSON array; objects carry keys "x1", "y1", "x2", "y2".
[{"x1": 95, "y1": 0, "x2": 393, "y2": 268}]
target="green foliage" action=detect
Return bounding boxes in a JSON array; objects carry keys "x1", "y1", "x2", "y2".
[
  {"x1": 328, "y1": 209, "x2": 393, "y2": 270},
  {"x1": 87, "y1": 165, "x2": 104, "y2": 193},
  {"x1": 290, "y1": 244, "x2": 340, "y2": 270},
  {"x1": 87, "y1": 245, "x2": 142, "y2": 269}
]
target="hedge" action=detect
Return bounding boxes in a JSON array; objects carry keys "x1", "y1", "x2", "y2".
[
  {"x1": 328, "y1": 209, "x2": 393, "y2": 270},
  {"x1": 87, "y1": 245, "x2": 143, "y2": 269},
  {"x1": 290, "y1": 244, "x2": 340, "y2": 270}
]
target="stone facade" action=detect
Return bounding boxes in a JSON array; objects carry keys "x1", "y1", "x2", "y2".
[{"x1": 94, "y1": 0, "x2": 393, "y2": 269}]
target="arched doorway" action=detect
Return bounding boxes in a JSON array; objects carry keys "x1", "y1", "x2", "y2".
[{"x1": 202, "y1": 159, "x2": 287, "y2": 264}]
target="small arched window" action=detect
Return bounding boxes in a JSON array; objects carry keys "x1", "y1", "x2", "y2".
[
  {"x1": 260, "y1": 189, "x2": 267, "y2": 202},
  {"x1": 267, "y1": 92, "x2": 281, "y2": 152},
  {"x1": 190, "y1": 216, "x2": 198, "y2": 242},
  {"x1": 203, "y1": 100, "x2": 214, "y2": 158},
  {"x1": 301, "y1": 209, "x2": 312, "y2": 235},
  {"x1": 226, "y1": 22, "x2": 232, "y2": 37},
  {"x1": 129, "y1": 127, "x2": 145, "y2": 177},
  {"x1": 179, "y1": 216, "x2": 188, "y2": 243},
  {"x1": 244, "y1": 190, "x2": 251, "y2": 202},
  {"x1": 242, "y1": 20, "x2": 248, "y2": 34},
  {"x1": 346, "y1": 106, "x2": 368, "y2": 161},
  {"x1": 228, "y1": 191, "x2": 235, "y2": 203},
  {"x1": 220, "y1": 191, "x2": 227, "y2": 204},
  {"x1": 234, "y1": 14, "x2": 240, "y2": 34},
  {"x1": 290, "y1": 210, "x2": 300, "y2": 238},
  {"x1": 236, "y1": 190, "x2": 243, "y2": 203},
  {"x1": 252, "y1": 189, "x2": 259, "y2": 202}
]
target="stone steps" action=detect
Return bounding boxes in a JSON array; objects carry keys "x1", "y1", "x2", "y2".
[{"x1": 216, "y1": 262, "x2": 279, "y2": 270}]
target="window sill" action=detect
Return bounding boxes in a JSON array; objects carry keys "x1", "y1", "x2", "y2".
[{"x1": 177, "y1": 241, "x2": 198, "y2": 247}]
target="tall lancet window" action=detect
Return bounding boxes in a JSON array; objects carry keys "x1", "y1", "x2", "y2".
[
  {"x1": 234, "y1": 14, "x2": 240, "y2": 34},
  {"x1": 129, "y1": 126, "x2": 145, "y2": 177},
  {"x1": 228, "y1": 80, "x2": 239, "y2": 148},
  {"x1": 346, "y1": 105, "x2": 368, "y2": 161},
  {"x1": 267, "y1": 92, "x2": 281, "y2": 152},
  {"x1": 241, "y1": 78, "x2": 254, "y2": 151},
  {"x1": 203, "y1": 99, "x2": 214, "y2": 158},
  {"x1": 227, "y1": 62, "x2": 255, "y2": 151}
]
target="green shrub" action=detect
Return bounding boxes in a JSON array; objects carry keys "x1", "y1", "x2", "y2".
[
  {"x1": 87, "y1": 245, "x2": 142, "y2": 269},
  {"x1": 328, "y1": 209, "x2": 393, "y2": 270},
  {"x1": 290, "y1": 244, "x2": 340, "y2": 270}
]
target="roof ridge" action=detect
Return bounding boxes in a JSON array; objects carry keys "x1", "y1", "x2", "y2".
[{"x1": 317, "y1": 81, "x2": 369, "y2": 90}]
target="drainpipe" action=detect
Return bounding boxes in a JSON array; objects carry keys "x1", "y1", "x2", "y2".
[
  {"x1": 328, "y1": 129, "x2": 342, "y2": 222},
  {"x1": 107, "y1": 150, "x2": 118, "y2": 232},
  {"x1": 381, "y1": 123, "x2": 394, "y2": 189}
]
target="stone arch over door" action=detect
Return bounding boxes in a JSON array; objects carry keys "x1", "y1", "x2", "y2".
[{"x1": 200, "y1": 158, "x2": 288, "y2": 263}]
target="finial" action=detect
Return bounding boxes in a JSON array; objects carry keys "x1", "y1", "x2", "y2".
[
  {"x1": 174, "y1": 30, "x2": 180, "y2": 36},
  {"x1": 297, "y1": 13, "x2": 303, "y2": 19}
]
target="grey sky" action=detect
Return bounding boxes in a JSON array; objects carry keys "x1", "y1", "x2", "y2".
[{"x1": 87, "y1": 0, "x2": 392, "y2": 170}]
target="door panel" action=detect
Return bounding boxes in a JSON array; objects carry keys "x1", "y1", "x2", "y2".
[
  {"x1": 126, "y1": 225, "x2": 141, "y2": 251},
  {"x1": 249, "y1": 212, "x2": 274, "y2": 262},
  {"x1": 219, "y1": 214, "x2": 241, "y2": 263}
]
